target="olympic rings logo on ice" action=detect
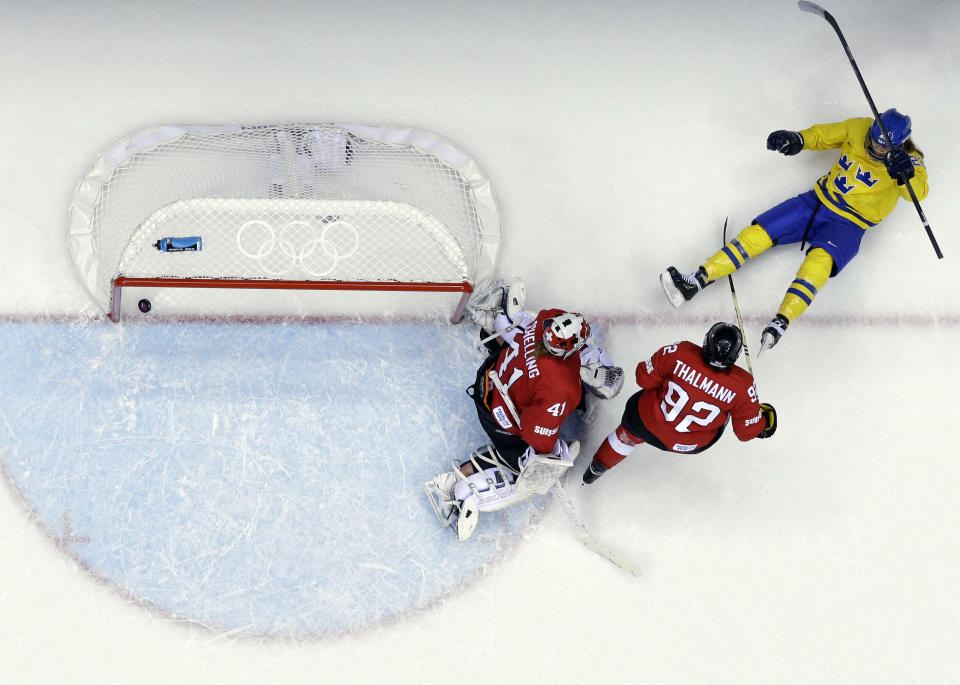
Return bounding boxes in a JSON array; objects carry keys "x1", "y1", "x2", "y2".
[{"x1": 236, "y1": 217, "x2": 359, "y2": 277}]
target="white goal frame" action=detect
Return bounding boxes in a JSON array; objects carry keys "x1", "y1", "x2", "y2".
[{"x1": 68, "y1": 123, "x2": 501, "y2": 322}]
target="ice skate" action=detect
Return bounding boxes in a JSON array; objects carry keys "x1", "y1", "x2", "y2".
[
  {"x1": 759, "y1": 314, "x2": 789, "y2": 355},
  {"x1": 660, "y1": 266, "x2": 708, "y2": 308},
  {"x1": 423, "y1": 471, "x2": 459, "y2": 527}
]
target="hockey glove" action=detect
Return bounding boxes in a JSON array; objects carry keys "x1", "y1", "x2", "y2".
[
  {"x1": 582, "y1": 459, "x2": 608, "y2": 485},
  {"x1": 883, "y1": 148, "x2": 915, "y2": 185},
  {"x1": 766, "y1": 130, "x2": 804, "y2": 156},
  {"x1": 580, "y1": 363, "x2": 625, "y2": 400},
  {"x1": 757, "y1": 402, "x2": 777, "y2": 439}
]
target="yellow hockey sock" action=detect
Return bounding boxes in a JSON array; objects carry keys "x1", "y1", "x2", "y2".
[
  {"x1": 776, "y1": 248, "x2": 833, "y2": 322},
  {"x1": 701, "y1": 223, "x2": 774, "y2": 282}
]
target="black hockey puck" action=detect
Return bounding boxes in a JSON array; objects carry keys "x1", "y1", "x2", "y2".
[{"x1": 138, "y1": 299, "x2": 152, "y2": 313}]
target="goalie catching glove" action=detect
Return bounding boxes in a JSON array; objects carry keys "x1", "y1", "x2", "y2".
[
  {"x1": 757, "y1": 402, "x2": 777, "y2": 439},
  {"x1": 580, "y1": 363, "x2": 625, "y2": 400}
]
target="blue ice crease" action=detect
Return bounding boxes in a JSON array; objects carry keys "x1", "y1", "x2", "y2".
[{"x1": 0, "y1": 320, "x2": 566, "y2": 637}]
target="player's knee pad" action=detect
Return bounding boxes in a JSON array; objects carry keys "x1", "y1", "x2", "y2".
[
  {"x1": 703, "y1": 223, "x2": 774, "y2": 280},
  {"x1": 738, "y1": 223, "x2": 775, "y2": 256},
  {"x1": 797, "y1": 248, "x2": 833, "y2": 287}
]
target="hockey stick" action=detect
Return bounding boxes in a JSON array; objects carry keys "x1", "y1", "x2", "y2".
[
  {"x1": 722, "y1": 217, "x2": 756, "y2": 372},
  {"x1": 487, "y1": 370, "x2": 641, "y2": 576},
  {"x1": 477, "y1": 322, "x2": 518, "y2": 349},
  {"x1": 797, "y1": 1, "x2": 943, "y2": 259},
  {"x1": 551, "y1": 482, "x2": 642, "y2": 577}
]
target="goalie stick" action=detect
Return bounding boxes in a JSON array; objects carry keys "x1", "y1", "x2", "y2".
[
  {"x1": 552, "y1": 482, "x2": 642, "y2": 577},
  {"x1": 486, "y1": 370, "x2": 641, "y2": 576},
  {"x1": 797, "y1": 0, "x2": 942, "y2": 259},
  {"x1": 477, "y1": 322, "x2": 519, "y2": 350}
]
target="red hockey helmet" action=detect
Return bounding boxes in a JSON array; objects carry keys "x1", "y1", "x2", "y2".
[{"x1": 543, "y1": 312, "x2": 590, "y2": 358}]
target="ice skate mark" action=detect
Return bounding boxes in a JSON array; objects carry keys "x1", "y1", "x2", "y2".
[{"x1": 54, "y1": 510, "x2": 91, "y2": 551}]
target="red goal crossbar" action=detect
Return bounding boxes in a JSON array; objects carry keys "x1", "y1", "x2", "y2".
[{"x1": 110, "y1": 277, "x2": 474, "y2": 323}]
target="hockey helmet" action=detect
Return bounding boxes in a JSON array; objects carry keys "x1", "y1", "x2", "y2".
[
  {"x1": 869, "y1": 108, "x2": 912, "y2": 149},
  {"x1": 543, "y1": 312, "x2": 590, "y2": 358},
  {"x1": 702, "y1": 322, "x2": 742, "y2": 369}
]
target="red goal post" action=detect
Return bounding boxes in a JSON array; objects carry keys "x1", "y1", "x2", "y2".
[{"x1": 68, "y1": 124, "x2": 501, "y2": 322}]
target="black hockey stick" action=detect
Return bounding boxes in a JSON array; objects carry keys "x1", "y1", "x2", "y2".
[
  {"x1": 797, "y1": 1, "x2": 942, "y2": 259},
  {"x1": 722, "y1": 218, "x2": 757, "y2": 371}
]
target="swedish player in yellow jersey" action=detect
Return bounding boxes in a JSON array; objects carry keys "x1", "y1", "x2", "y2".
[{"x1": 661, "y1": 108, "x2": 928, "y2": 353}]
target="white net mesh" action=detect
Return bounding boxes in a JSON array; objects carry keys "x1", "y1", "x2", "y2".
[{"x1": 68, "y1": 124, "x2": 501, "y2": 320}]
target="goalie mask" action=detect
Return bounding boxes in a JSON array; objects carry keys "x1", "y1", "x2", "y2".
[
  {"x1": 702, "y1": 322, "x2": 742, "y2": 369},
  {"x1": 543, "y1": 312, "x2": 590, "y2": 358}
]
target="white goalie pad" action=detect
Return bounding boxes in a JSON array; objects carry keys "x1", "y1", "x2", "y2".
[
  {"x1": 456, "y1": 496, "x2": 480, "y2": 541},
  {"x1": 504, "y1": 278, "x2": 526, "y2": 320},
  {"x1": 453, "y1": 468, "x2": 522, "y2": 513}
]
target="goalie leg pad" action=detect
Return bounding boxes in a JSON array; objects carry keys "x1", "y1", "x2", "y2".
[
  {"x1": 456, "y1": 495, "x2": 480, "y2": 541},
  {"x1": 453, "y1": 468, "x2": 521, "y2": 513},
  {"x1": 504, "y1": 278, "x2": 526, "y2": 321}
]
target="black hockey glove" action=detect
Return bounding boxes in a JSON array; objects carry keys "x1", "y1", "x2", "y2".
[
  {"x1": 883, "y1": 148, "x2": 915, "y2": 185},
  {"x1": 766, "y1": 130, "x2": 804, "y2": 156},
  {"x1": 757, "y1": 403, "x2": 777, "y2": 439},
  {"x1": 582, "y1": 459, "x2": 608, "y2": 485}
]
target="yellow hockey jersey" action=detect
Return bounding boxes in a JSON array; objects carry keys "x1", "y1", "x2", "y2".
[{"x1": 799, "y1": 117, "x2": 928, "y2": 229}]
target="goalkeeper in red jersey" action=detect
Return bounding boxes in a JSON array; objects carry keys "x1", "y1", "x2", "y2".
[
  {"x1": 424, "y1": 297, "x2": 606, "y2": 541},
  {"x1": 582, "y1": 322, "x2": 776, "y2": 485},
  {"x1": 661, "y1": 108, "x2": 928, "y2": 353}
]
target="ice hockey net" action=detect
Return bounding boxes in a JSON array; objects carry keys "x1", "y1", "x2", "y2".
[{"x1": 68, "y1": 123, "x2": 501, "y2": 322}]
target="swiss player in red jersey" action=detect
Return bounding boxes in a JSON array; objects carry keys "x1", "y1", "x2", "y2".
[
  {"x1": 425, "y1": 307, "x2": 594, "y2": 540},
  {"x1": 478, "y1": 307, "x2": 587, "y2": 461},
  {"x1": 582, "y1": 322, "x2": 777, "y2": 485}
]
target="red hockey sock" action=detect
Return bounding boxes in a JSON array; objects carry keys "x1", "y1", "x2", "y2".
[{"x1": 592, "y1": 425, "x2": 644, "y2": 470}]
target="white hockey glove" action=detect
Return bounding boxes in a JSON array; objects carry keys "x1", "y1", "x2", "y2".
[{"x1": 580, "y1": 363, "x2": 625, "y2": 399}]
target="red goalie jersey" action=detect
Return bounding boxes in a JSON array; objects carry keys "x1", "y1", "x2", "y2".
[
  {"x1": 488, "y1": 308, "x2": 584, "y2": 454},
  {"x1": 635, "y1": 340, "x2": 765, "y2": 451}
]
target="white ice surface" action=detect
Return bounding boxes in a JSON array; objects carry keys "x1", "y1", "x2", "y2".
[{"x1": 1, "y1": 0, "x2": 959, "y2": 683}]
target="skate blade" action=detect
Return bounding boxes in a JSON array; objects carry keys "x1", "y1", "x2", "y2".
[{"x1": 758, "y1": 333, "x2": 775, "y2": 356}]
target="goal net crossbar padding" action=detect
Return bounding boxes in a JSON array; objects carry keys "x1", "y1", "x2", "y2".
[{"x1": 68, "y1": 123, "x2": 501, "y2": 321}]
